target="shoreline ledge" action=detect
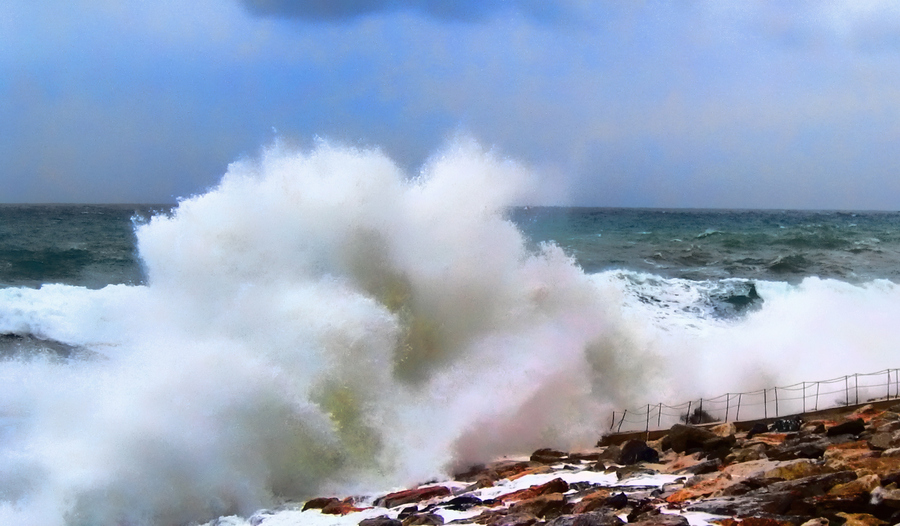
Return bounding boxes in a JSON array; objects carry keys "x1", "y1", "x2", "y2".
[{"x1": 224, "y1": 402, "x2": 900, "y2": 526}]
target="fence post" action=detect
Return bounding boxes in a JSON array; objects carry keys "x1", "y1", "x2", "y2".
[
  {"x1": 736, "y1": 393, "x2": 742, "y2": 421},
  {"x1": 610, "y1": 411, "x2": 616, "y2": 431},
  {"x1": 617, "y1": 410, "x2": 627, "y2": 433},
  {"x1": 658, "y1": 403, "x2": 662, "y2": 427},
  {"x1": 764, "y1": 389, "x2": 767, "y2": 419},
  {"x1": 802, "y1": 382, "x2": 806, "y2": 413},
  {"x1": 888, "y1": 370, "x2": 892, "y2": 401},
  {"x1": 845, "y1": 376, "x2": 849, "y2": 406},
  {"x1": 686, "y1": 401, "x2": 692, "y2": 423},
  {"x1": 815, "y1": 381, "x2": 820, "y2": 411},
  {"x1": 699, "y1": 399, "x2": 703, "y2": 422},
  {"x1": 725, "y1": 394, "x2": 730, "y2": 422},
  {"x1": 855, "y1": 373, "x2": 859, "y2": 405},
  {"x1": 775, "y1": 387, "x2": 779, "y2": 417},
  {"x1": 646, "y1": 404, "x2": 651, "y2": 436}
]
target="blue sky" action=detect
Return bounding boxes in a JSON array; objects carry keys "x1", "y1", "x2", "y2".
[{"x1": 2, "y1": 0, "x2": 900, "y2": 208}]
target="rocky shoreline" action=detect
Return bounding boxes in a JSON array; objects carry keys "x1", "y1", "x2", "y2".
[{"x1": 246, "y1": 402, "x2": 900, "y2": 526}]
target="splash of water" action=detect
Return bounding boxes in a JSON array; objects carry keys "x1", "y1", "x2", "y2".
[{"x1": 0, "y1": 140, "x2": 658, "y2": 525}]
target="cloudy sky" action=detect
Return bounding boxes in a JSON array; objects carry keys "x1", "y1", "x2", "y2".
[{"x1": 2, "y1": 0, "x2": 900, "y2": 208}]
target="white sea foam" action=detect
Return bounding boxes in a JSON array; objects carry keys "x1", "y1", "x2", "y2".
[{"x1": 0, "y1": 140, "x2": 899, "y2": 525}]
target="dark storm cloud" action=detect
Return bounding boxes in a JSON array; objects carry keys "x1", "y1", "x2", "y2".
[{"x1": 239, "y1": 0, "x2": 565, "y2": 22}]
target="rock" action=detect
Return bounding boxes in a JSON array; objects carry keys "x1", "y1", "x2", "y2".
[
  {"x1": 628, "y1": 514, "x2": 689, "y2": 526},
  {"x1": 322, "y1": 499, "x2": 367, "y2": 515},
  {"x1": 746, "y1": 423, "x2": 770, "y2": 439},
  {"x1": 827, "y1": 418, "x2": 866, "y2": 437},
  {"x1": 472, "y1": 510, "x2": 539, "y2": 526},
  {"x1": 498, "y1": 477, "x2": 569, "y2": 503},
  {"x1": 443, "y1": 495, "x2": 483, "y2": 511},
  {"x1": 402, "y1": 512, "x2": 444, "y2": 525},
  {"x1": 531, "y1": 448, "x2": 568, "y2": 464},
  {"x1": 605, "y1": 492, "x2": 628, "y2": 509},
  {"x1": 867, "y1": 432, "x2": 895, "y2": 451},
  {"x1": 870, "y1": 485, "x2": 900, "y2": 508},
  {"x1": 359, "y1": 517, "x2": 403, "y2": 526},
  {"x1": 303, "y1": 497, "x2": 339, "y2": 510},
  {"x1": 673, "y1": 458, "x2": 721, "y2": 476},
  {"x1": 375, "y1": 486, "x2": 451, "y2": 508},
  {"x1": 834, "y1": 512, "x2": 888, "y2": 526},
  {"x1": 597, "y1": 445, "x2": 621, "y2": 463},
  {"x1": 763, "y1": 459, "x2": 831, "y2": 481},
  {"x1": 710, "y1": 422, "x2": 737, "y2": 437},
  {"x1": 798, "y1": 519, "x2": 829, "y2": 526},
  {"x1": 661, "y1": 424, "x2": 718, "y2": 453},
  {"x1": 508, "y1": 492, "x2": 569, "y2": 519},
  {"x1": 619, "y1": 440, "x2": 660, "y2": 464},
  {"x1": 827, "y1": 473, "x2": 879, "y2": 496},
  {"x1": 545, "y1": 510, "x2": 625, "y2": 526}
]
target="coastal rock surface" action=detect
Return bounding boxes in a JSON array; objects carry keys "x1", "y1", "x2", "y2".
[{"x1": 209, "y1": 403, "x2": 900, "y2": 526}]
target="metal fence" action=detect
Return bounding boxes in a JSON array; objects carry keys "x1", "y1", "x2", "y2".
[{"x1": 609, "y1": 368, "x2": 900, "y2": 434}]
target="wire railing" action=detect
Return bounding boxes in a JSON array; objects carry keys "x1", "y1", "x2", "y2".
[{"x1": 608, "y1": 368, "x2": 900, "y2": 434}]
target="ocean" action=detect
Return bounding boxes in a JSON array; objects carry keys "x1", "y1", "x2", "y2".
[{"x1": 1, "y1": 143, "x2": 899, "y2": 525}]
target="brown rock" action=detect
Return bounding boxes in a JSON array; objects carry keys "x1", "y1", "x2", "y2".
[
  {"x1": 531, "y1": 448, "x2": 568, "y2": 464},
  {"x1": 713, "y1": 519, "x2": 791, "y2": 526},
  {"x1": 472, "y1": 510, "x2": 539, "y2": 526},
  {"x1": 710, "y1": 422, "x2": 737, "y2": 437},
  {"x1": 764, "y1": 459, "x2": 831, "y2": 481},
  {"x1": 498, "y1": 477, "x2": 569, "y2": 503},
  {"x1": 359, "y1": 516, "x2": 403, "y2": 526},
  {"x1": 827, "y1": 418, "x2": 866, "y2": 437},
  {"x1": 661, "y1": 424, "x2": 718, "y2": 453},
  {"x1": 665, "y1": 474, "x2": 735, "y2": 504},
  {"x1": 834, "y1": 512, "x2": 888, "y2": 526},
  {"x1": 375, "y1": 486, "x2": 451, "y2": 508},
  {"x1": 508, "y1": 492, "x2": 569, "y2": 519},
  {"x1": 827, "y1": 473, "x2": 879, "y2": 496},
  {"x1": 867, "y1": 432, "x2": 895, "y2": 451},
  {"x1": 402, "y1": 512, "x2": 444, "y2": 526},
  {"x1": 545, "y1": 510, "x2": 625, "y2": 526},
  {"x1": 629, "y1": 514, "x2": 689, "y2": 526},
  {"x1": 303, "y1": 497, "x2": 339, "y2": 510},
  {"x1": 572, "y1": 490, "x2": 611, "y2": 514},
  {"x1": 322, "y1": 499, "x2": 368, "y2": 515}
]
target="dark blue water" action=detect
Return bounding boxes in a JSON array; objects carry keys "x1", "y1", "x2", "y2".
[{"x1": 3, "y1": 205, "x2": 900, "y2": 289}]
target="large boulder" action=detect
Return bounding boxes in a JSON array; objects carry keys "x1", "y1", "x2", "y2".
[
  {"x1": 661, "y1": 424, "x2": 718, "y2": 453},
  {"x1": 619, "y1": 439, "x2": 660, "y2": 464}
]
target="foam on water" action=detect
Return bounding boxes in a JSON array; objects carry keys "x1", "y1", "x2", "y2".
[{"x1": 0, "y1": 140, "x2": 899, "y2": 525}]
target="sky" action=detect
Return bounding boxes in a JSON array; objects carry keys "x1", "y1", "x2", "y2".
[{"x1": 2, "y1": 0, "x2": 900, "y2": 208}]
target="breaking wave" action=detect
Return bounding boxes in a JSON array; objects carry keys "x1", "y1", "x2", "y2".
[{"x1": 0, "y1": 139, "x2": 899, "y2": 525}]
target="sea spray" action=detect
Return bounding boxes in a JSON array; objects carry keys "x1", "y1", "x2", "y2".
[{"x1": 0, "y1": 140, "x2": 654, "y2": 525}]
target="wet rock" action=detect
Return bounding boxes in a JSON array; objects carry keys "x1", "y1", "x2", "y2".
[
  {"x1": 545, "y1": 510, "x2": 625, "y2": 526},
  {"x1": 443, "y1": 495, "x2": 483, "y2": 511},
  {"x1": 471, "y1": 510, "x2": 539, "y2": 526},
  {"x1": 766, "y1": 442, "x2": 827, "y2": 461},
  {"x1": 834, "y1": 512, "x2": 888, "y2": 526},
  {"x1": 375, "y1": 486, "x2": 451, "y2": 508},
  {"x1": 402, "y1": 512, "x2": 444, "y2": 525},
  {"x1": 597, "y1": 445, "x2": 621, "y2": 463},
  {"x1": 763, "y1": 459, "x2": 832, "y2": 481},
  {"x1": 746, "y1": 423, "x2": 770, "y2": 439},
  {"x1": 359, "y1": 517, "x2": 403, "y2": 526},
  {"x1": 619, "y1": 440, "x2": 660, "y2": 464},
  {"x1": 798, "y1": 519, "x2": 829, "y2": 526},
  {"x1": 303, "y1": 497, "x2": 340, "y2": 510},
  {"x1": 531, "y1": 448, "x2": 568, "y2": 464},
  {"x1": 867, "y1": 433, "x2": 895, "y2": 451},
  {"x1": 710, "y1": 422, "x2": 737, "y2": 437},
  {"x1": 322, "y1": 499, "x2": 368, "y2": 515},
  {"x1": 498, "y1": 477, "x2": 569, "y2": 503},
  {"x1": 662, "y1": 424, "x2": 718, "y2": 453},
  {"x1": 827, "y1": 473, "x2": 879, "y2": 496},
  {"x1": 673, "y1": 458, "x2": 720, "y2": 476},
  {"x1": 604, "y1": 492, "x2": 628, "y2": 509},
  {"x1": 508, "y1": 492, "x2": 569, "y2": 519},
  {"x1": 628, "y1": 514, "x2": 689, "y2": 526},
  {"x1": 827, "y1": 419, "x2": 866, "y2": 437}
]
